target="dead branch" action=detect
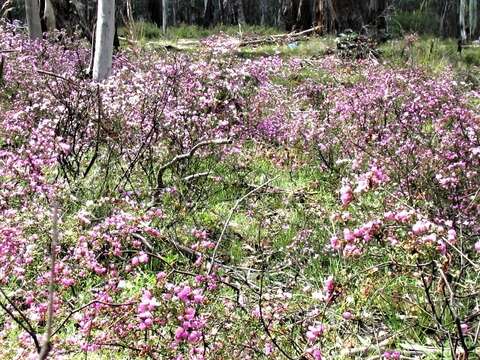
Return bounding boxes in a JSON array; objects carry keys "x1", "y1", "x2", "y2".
[
  {"x1": 238, "y1": 26, "x2": 321, "y2": 47},
  {"x1": 38, "y1": 200, "x2": 59, "y2": 360},
  {"x1": 155, "y1": 138, "x2": 231, "y2": 192}
]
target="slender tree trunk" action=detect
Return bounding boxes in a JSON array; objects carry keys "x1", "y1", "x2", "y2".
[
  {"x1": 43, "y1": 0, "x2": 56, "y2": 31},
  {"x1": 162, "y1": 0, "x2": 167, "y2": 33},
  {"x1": 218, "y1": 0, "x2": 224, "y2": 24},
  {"x1": 25, "y1": 0, "x2": 42, "y2": 39},
  {"x1": 460, "y1": 0, "x2": 467, "y2": 42},
  {"x1": 172, "y1": 0, "x2": 177, "y2": 26},
  {"x1": 93, "y1": 0, "x2": 115, "y2": 81},
  {"x1": 469, "y1": 0, "x2": 477, "y2": 38},
  {"x1": 148, "y1": 0, "x2": 162, "y2": 27},
  {"x1": 296, "y1": 0, "x2": 312, "y2": 30},
  {"x1": 236, "y1": 0, "x2": 246, "y2": 25},
  {"x1": 203, "y1": 0, "x2": 214, "y2": 27},
  {"x1": 260, "y1": 0, "x2": 267, "y2": 26},
  {"x1": 277, "y1": 0, "x2": 284, "y2": 28}
]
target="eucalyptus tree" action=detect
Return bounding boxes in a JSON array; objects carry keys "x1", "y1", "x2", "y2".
[
  {"x1": 25, "y1": 0, "x2": 42, "y2": 39},
  {"x1": 93, "y1": 0, "x2": 115, "y2": 81}
]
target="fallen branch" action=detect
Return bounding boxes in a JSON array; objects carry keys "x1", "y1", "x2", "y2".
[{"x1": 239, "y1": 26, "x2": 321, "y2": 47}]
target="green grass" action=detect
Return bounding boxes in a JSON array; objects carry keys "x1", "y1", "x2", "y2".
[
  {"x1": 380, "y1": 36, "x2": 480, "y2": 74},
  {"x1": 119, "y1": 22, "x2": 281, "y2": 42}
]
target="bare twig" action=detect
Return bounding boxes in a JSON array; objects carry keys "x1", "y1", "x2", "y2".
[
  {"x1": 208, "y1": 175, "x2": 280, "y2": 275},
  {"x1": 258, "y1": 262, "x2": 295, "y2": 360},
  {"x1": 0, "y1": 290, "x2": 41, "y2": 352},
  {"x1": 156, "y1": 138, "x2": 231, "y2": 191},
  {"x1": 38, "y1": 200, "x2": 59, "y2": 360},
  {"x1": 36, "y1": 69, "x2": 76, "y2": 84},
  {"x1": 52, "y1": 300, "x2": 136, "y2": 337}
]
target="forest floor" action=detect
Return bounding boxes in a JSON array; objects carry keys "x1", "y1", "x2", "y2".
[{"x1": 0, "y1": 24, "x2": 480, "y2": 359}]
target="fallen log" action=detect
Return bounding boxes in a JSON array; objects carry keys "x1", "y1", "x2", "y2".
[{"x1": 238, "y1": 26, "x2": 321, "y2": 47}]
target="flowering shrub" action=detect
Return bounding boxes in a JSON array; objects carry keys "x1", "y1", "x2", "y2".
[{"x1": 0, "y1": 21, "x2": 479, "y2": 359}]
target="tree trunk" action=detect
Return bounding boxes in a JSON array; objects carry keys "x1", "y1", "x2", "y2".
[
  {"x1": 469, "y1": 0, "x2": 478, "y2": 38},
  {"x1": 149, "y1": 0, "x2": 162, "y2": 27},
  {"x1": 260, "y1": 0, "x2": 267, "y2": 26},
  {"x1": 43, "y1": 0, "x2": 56, "y2": 31},
  {"x1": 312, "y1": 0, "x2": 387, "y2": 34},
  {"x1": 203, "y1": 0, "x2": 214, "y2": 27},
  {"x1": 172, "y1": 0, "x2": 177, "y2": 26},
  {"x1": 218, "y1": 0, "x2": 225, "y2": 24},
  {"x1": 25, "y1": 0, "x2": 42, "y2": 39},
  {"x1": 460, "y1": 0, "x2": 467, "y2": 42},
  {"x1": 162, "y1": 0, "x2": 167, "y2": 33},
  {"x1": 93, "y1": 0, "x2": 115, "y2": 81},
  {"x1": 236, "y1": 0, "x2": 246, "y2": 25},
  {"x1": 296, "y1": 0, "x2": 312, "y2": 30}
]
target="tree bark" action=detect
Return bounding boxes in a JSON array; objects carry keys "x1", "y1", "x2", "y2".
[
  {"x1": 236, "y1": 0, "x2": 246, "y2": 25},
  {"x1": 149, "y1": 0, "x2": 162, "y2": 27},
  {"x1": 311, "y1": 0, "x2": 387, "y2": 34},
  {"x1": 460, "y1": 0, "x2": 467, "y2": 42},
  {"x1": 260, "y1": 0, "x2": 267, "y2": 26},
  {"x1": 93, "y1": 0, "x2": 115, "y2": 81},
  {"x1": 203, "y1": 0, "x2": 214, "y2": 27},
  {"x1": 25, "y1": 0, "x2": 42, "y2": 39},
  {"x1": 43, "y1": 0, "x2": 56, "y2": 31},
  {"x1": 162, "y1": 0, "x2": 167, "y2": 33},
  {"x1": 296, "y1": 0, "x2": 313, "y2": 30}
]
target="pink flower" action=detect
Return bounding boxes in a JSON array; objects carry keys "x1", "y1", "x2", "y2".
[
  {"x1": 342, "y1": 311, "x2": 353, "y2": 320},
  {"x1": 447, "y1": 229, "x2": 456, "y2": 243},
  {"x1": 475, "y1": 240, "x2": 480, "y2": 253},
  {"x1": 306, "y1": 324, "x2": 324, "y2": 343},
  {"x1": 343, "y1": 228, "x2": 355, "y2": 242},
  {"x1": 340, "y1": 184, "x2": 353, "y2": 207},
  {"x1": 188, "y1": 331, "x2": 201, "y2": 343},
  {"x1": 412, "y1": 221, "x2": 430, "y2": 235},
  {"x1": 324, "y1": 276, "x2": 334, "y2": 293},
  {"x1": 175, "y1": 327, "x2": 188, "y2": 341},
  {"x1": 307, "y1": 347, "x2": 323, "y2": 360},
  {"x1": 330, "y1": 236, "x2": 341, "y2": 250},
  {"x1": 138, "y1": 252, "x2": 149, "y2": 264}
]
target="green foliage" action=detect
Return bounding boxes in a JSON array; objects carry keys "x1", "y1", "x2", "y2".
[{"x1": 389, "y1": 10, "x2": 440, "y2": 37}]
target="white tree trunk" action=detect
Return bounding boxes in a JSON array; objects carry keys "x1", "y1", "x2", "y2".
[
  {"x1": 162, "y1": 0, "x2": 167, "y2": 34},
  {"x1": 25, "y1": 0, "x2": 42, "y2": 39},
  {"x1": 93, "y1": 0, "x2": 115, "y2": 82},
  {"x1": 43, "y1": 0, "x2": 56, "y2": 31},
  {"x1": 469, "y1": 0, "x2": 477, "y2": 38},
  {"x1": 460, "y1": 0, "x2": 467, "y2": 42}
]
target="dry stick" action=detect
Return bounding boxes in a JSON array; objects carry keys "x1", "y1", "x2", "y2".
[
  {"x1": 156, "y1": 138, "x2": 231, "y2": 190},
  {"x1": 208, "y1": 175, "x2": 280, "y2": 275},
  {"x1": 258, "y1": 263, "x2": 295, "y2": 360},
  {"x1": 444, "y1": 238, "x2": 479, "y2": 269},
  {"x1": 38, "y1": 201, "x2": 59, "y2": 360},
  {"x1": 238, "y1": 26, "x2": 321, "y2": 47},
  {"x1": 36, "y1": 69, "x2": 78, "y2": 86},
  {"x1": 51, "y1": 301, "x2": 136, "y2": 337},
  {"x1": 0, "y1": 288, "x2": 41, "y2": 352},
  {"x1": 437, "y1": 265, "x2": 470, "y2": 357}
]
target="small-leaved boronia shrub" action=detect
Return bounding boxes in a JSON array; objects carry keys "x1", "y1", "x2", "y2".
[{"x1": 0, "y1": 22, "x2": 479, "y2": 359}]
